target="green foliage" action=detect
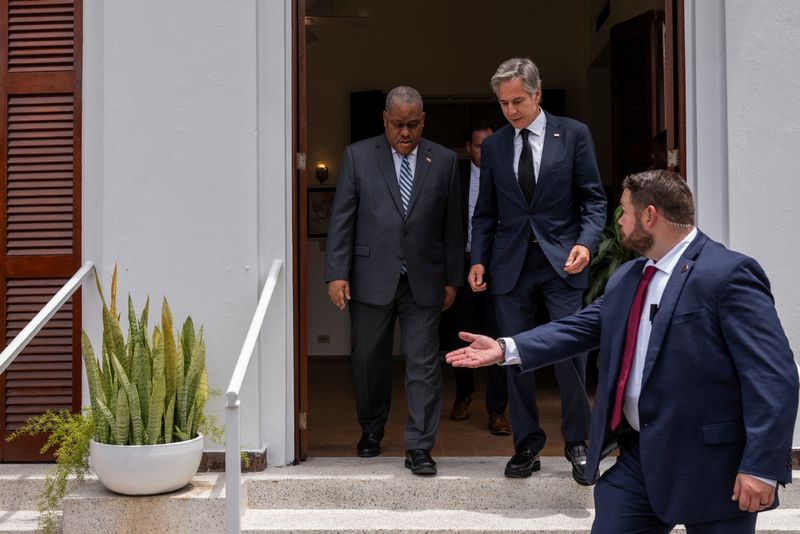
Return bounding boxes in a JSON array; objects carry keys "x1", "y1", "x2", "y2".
[
  {"x1": 86, "y1": 268, "x2": 211, "y2": 445},
  {"x1": 584, "y1": 206, "x2": 637, "y2": 306},
  {"x1": 6, "y1": 410, "x2": 94, "y2": 534},
  {"x1": 7, "y1": 266, "x2": 223, "y2": 534}
]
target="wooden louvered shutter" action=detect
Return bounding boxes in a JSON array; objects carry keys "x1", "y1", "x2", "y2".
[
  {"x1": 0, "y1": 0, "x2": 82, "y2": 461},
  {"x1": 609, "y1": 10, "x2": 663, "y2": 205}
]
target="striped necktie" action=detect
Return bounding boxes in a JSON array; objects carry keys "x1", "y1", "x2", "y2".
[
  {"x1": 398, "y1": 155, "x2": 413, "y2": 274},
  {"x1": 399, "y1": 154, "x2": 413, "y2": 214}
]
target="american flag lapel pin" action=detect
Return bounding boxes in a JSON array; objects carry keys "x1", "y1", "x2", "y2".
[
  {"x1": 426, "y1": 156, "x2": 432, "y2": 164},
  {"x1": 553, "y1": 133, "x2": 560, "y2": 138},
  {"x1": 681, "y1": 264, "x2": 690, "y2": 273}
]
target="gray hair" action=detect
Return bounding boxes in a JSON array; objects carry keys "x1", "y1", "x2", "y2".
[
  {"x1": 490, "y1": 58, "x2": 542, "y2": 96},
  {"x1": 385, "y1": 86, "x2": 424, "y2": 111}
]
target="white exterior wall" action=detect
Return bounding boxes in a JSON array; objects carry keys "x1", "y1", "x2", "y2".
[
  {"x1": 686, "y1": 0, "x2": 800, "y2": 446},
  {"x1": 82, "y1": 1, "x2": 295, "y2": 465}
]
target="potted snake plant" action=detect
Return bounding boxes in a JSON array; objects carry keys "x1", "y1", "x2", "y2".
[{"x1": 8, "y1": 266, "x2": 220, "y2": 533}]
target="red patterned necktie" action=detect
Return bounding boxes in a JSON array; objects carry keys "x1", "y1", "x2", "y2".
[{"x1": 610, "y1": 265, "x2": 658, "y2": 431}]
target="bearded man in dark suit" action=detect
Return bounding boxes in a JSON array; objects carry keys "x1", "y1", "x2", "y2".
[{"x1": 449, "y1": 169, "x2": 798, "y2": 534}]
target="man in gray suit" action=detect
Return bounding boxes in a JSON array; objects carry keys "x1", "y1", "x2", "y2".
[{"x1": 326, "y1": 86, "x2": 463, "y2": 475}]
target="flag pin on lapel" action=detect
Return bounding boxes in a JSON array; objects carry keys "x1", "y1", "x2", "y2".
[
  {"x1": 681, "y1": 264, "x2": 690, "y2": 273},
  {"x1": 426, "y1": 156, "x2": 432, "y2": 164},
  {"x1": 553, "y1": 133, "x2": 560, "y2": 137}
]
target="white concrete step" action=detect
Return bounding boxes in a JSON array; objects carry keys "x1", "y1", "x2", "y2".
[
  {"x1": 60, "y1": 473, "x2": 240, "y2": 534},
  {"x1": 247, "y1": 457, "x2": 604, "y2": 510},
  {"x1": 0, "y1": 511, "x2": 51, "y2": 533},
  {"x1": 239, "y1": 508, "x2": 800, "y2": 534},
  {"x1": 247, "y1": 456, "x2": 800, "y2": 510}
]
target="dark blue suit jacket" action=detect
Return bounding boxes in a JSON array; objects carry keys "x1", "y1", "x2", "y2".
[
  {"x1": 471, "y1": 112, "x2": 606, "y2": 293},
  {"x1": 512, "y1": 231, "x2": 798, "y2": 524}
]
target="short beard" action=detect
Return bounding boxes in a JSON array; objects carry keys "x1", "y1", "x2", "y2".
[{"x1": 621, "y1": 219, "x2": 654, "y2": 255}]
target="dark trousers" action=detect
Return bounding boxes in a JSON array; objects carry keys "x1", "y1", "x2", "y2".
[
  {"x1": 494, "y1": 244, "x2": 591, "y2": 452},
  {"x1": 349, "y1": 275, "x2": 442, "y2": 450},
  {"x1": 440, "y1": 257, "x2": 507, "y2": 413},
  {"x1": 592, "y1": 433, "x2": 758, "y2": 534}
]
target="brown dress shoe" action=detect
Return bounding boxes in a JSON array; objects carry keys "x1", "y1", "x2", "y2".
[
  {"x1": 488, "y1": 412, "x2": 511, "y2": 435},
  {"x1": 449, "y1": 396, "x2": 471, "y2": 421}
]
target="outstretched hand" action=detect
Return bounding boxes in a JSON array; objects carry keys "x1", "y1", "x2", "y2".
[{"x1": 445, "y1": 332, "x2": 504, "y2": 368}]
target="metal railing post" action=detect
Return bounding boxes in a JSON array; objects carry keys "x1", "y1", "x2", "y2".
[
  {"x1": 225, "y1": 396, "x2": 241, "y2": 534},
  {"x1": 224, "y1": 259, "x2": 283, "y2": 534}
]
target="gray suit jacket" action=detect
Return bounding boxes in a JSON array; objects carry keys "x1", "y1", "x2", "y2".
[{"x1": 326, "y1": 135, "x2": 463, "y2": 307}]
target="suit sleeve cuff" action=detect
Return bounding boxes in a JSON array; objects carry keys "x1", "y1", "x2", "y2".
[
  {"x1": 739, "y1": 472, "x2": 777, "y2": 487},
  {"x1": 498, "y1": 337, "x2": 521, "y2": 366}
]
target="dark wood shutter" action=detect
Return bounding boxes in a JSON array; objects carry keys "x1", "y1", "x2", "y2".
[
  {"x1": 609, "y1": 10, "x2": 662, "y2": 205},
  {"x1": 0, "y1": 0, "x2": 82, "y2": 461}
]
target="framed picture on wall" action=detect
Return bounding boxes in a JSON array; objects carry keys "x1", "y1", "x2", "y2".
[{"x1": 308, "y1": 187, "x2": 336, "y2": 238}]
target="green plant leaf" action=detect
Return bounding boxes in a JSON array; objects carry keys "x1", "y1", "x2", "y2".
[
  {"x1": 109, "y1": 352, "x2": 143, "y2": 445},
  {"x1": 113, "y1": 390, "x2": 130, "y2": 445},
  {"x1": 164, "y1": 392, "x2": 176, "y2": 444},
  {"x1": 147, "y1": 329, "x2": 166, "y2": 444},
  {"x1": 162, "y1": 298, "x2": 178, "y2": 421}
]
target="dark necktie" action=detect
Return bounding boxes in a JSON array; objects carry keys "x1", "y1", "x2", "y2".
[
  {"x1": 610, "y1": 265, "x2": 658, "y2": 431},
  {"x1": 518, "y1": 129, "x2": 535, "y2": 205}
]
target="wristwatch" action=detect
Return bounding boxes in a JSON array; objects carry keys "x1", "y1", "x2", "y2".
[{"x1": 496, "y1": 337, "x2": 506, "y2": 356}]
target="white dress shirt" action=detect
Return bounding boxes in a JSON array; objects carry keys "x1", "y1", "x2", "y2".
[
  {"x1": 622, "y1": 228, "x2": 697, "y2": 430},
  {"x1": 391, "y1": 147, "x2": 417, "y2": 185},
  {"x1": 513, "y1": 110, "x2": 546, "y2": 182},
  {"x1": 466, "y1": 162, "x2": 480, "y2": 252}
]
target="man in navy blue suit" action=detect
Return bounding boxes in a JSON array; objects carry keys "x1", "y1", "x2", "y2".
[
  {"x1": 449, "y1": 169, "x2": 798, "y2": 533},
  {"x1": 469, "y1": 57, "x2": 606, "y2": 478}
]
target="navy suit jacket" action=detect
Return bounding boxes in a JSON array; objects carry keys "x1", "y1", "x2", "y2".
[
  {"x1": 511, "y1": 231, "x2": 798, "y2": 524},
  {"x1": 471, "y1": 112, "x2": 606, "y2": 293},
  {"x1": 326, "y1": 135, "x2": 463, "y2": 307}
]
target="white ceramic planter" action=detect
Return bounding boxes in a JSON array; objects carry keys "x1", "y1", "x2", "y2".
[{"x1": 89, "y1": 433, "x2": 204, "y2": 495}]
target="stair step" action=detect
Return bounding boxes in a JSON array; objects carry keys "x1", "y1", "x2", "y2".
[
  {"x1": 249, "y1": 457, "x2": 800, "y2": 510},
  {"x1": 60, "y1": 474, "x2": 240, "y2": 534},
  {"x1": 0, "y1": 465, "x2": 83, "y2": 511},
  {"x1": 247, "y1": 457, "x2": 605, "y2": 510},
  {"x1": 0, "y1": 511, "x2": 53, "y2": 533},
  {"x1": 240, "y1": 508, "x2": 800, "y2": 533}
]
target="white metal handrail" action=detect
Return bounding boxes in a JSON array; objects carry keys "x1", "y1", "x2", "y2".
[
  {"x1": 225, "y1": 258, "x2": 283, "y2": 534},
  {"x1": 0, "y1": 261, "x2": 95, "y2": 376}
]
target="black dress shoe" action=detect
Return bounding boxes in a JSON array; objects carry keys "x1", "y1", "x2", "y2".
[
  {"x1": 564, "y1": 441, "x2": 589, "y2": 486},
  {"x1": 356, "y1": 431, "x2": 383, "y2": 458},
  {"x1": 504, "y1": 448, "x2": 541, "y2": 478},
  {"x1": 404, "y1": 449, "x2": 437, "y2": 475}
]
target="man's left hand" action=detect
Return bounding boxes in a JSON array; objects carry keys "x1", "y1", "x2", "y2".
[
  {"x1": 732, "y1": 473, "x2": 775, "y2": 513},
  {"x1": 564, "y1": 245, "x2": 590, "y2": 274},
  {"x1": 443, "y1": 285, "x2": 456, "y2": 310}
]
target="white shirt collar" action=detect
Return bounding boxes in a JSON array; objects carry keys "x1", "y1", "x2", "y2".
[
  {"x1": 645, "y1": 227, "x2": 698, "y2": 275},
  {"x1": 392, "y1": 146, "x2": 418, "y2": 159},
  {"x1": 515, "y1": 109, "x2": 546, "y2": 138}
]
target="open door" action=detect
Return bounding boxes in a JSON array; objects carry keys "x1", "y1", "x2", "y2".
[
  {"x1": 664, "y1": 0, "x2": 686, "y2": 176},
  {"x1": 293, "y1": 0, "x2": 309, "y2": 462},
  {"x1": 609, "y1": 1, "x2": 686, "y2": 205}
]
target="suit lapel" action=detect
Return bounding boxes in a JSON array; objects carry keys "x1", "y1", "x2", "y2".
[
  {"x1": 374, "y1": 136, "x2": 404, "y2": 216},
  {"x1": 640, "y1": 232, "x2": 708, "y2": 388},
  {"x1": 499, "y1": 127, "x2": 528, "y2": 207},
  {"x1": 534, "y1": 111, "x2": 561, "y2": 207},
  {"x1": 406, "y1": 140, "x2": 432, "y2": 217},
  {"x1": 606, "y1": 258, "x2": 649, "y2": 396}
]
